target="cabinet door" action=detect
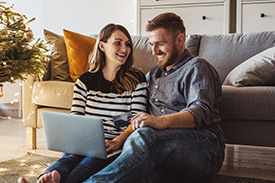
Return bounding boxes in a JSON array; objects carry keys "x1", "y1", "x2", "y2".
[
  {"x1": 240, "y1": 2, "x2": 275, "y2": 32},
  {"x1": 140, "y1": 0, "x2": 224, "y2": 6},
  {"x1": 140, "y1": 5, "x2": 225, "y2": 35}
]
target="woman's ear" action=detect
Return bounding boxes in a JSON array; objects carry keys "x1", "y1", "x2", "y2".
[{"x1": 99, "y1": 41, "x2": 105, "y2": 52}]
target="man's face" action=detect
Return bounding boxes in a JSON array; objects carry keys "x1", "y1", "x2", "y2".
[{"x1": 148, "y1": 28, "x2": 182, "y2": 70}]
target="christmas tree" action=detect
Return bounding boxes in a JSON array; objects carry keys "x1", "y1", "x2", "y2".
[{"x1": 0, "y1": 2, "x2": 48, "y2": 83}]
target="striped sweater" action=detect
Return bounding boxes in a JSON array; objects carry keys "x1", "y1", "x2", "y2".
[{"x1": 71, "y1": 71, "x2": 148, "y2": 139}]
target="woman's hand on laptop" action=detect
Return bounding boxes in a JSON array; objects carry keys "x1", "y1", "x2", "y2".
[
  {"x1": 105, "y1": 130, "x2": 132, "y2": 152},
  {"x1": 105, "y1": 139, "x2": 122, "y2": 152}
]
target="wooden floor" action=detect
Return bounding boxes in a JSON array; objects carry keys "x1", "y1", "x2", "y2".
[{"x1": 0, "y1": 118, "x2": 275, "y2": 181}]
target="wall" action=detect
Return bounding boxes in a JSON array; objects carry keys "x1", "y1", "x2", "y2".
[
  {"x1": 2, "y1": 0, "x2": 137, "y2": 115},
  {"x1": 5, "y1": 0, "x2": 138, "y2": 39}
]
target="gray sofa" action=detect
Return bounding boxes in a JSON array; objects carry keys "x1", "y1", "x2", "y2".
[{"x1": 23, "y1": 30, "x2": 275, "y2": 149}]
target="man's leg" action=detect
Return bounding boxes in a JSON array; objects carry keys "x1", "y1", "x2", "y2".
[
  {"x1": 84, "y1": 127, "x2": 157, "y2": 183},
  {"x1": 84, "y1": 127, "x2": 225, "y2": 183}
]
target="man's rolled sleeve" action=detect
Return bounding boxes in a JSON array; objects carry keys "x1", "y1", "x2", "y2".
[{"x1": 181, "y1": 60, "x2": 222, "y2": 129}]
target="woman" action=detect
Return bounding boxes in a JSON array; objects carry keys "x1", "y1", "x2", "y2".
[{"x1": 19, "y1": 23, "x2": 148, "y2": 183}]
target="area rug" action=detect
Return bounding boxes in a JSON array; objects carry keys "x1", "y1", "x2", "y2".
[
  {"x1": 0, "y1": 153, "x2": 274, "y2": 183},
  {"x1": 0, "y1": 153, "x2": 59, "y2": 183}
]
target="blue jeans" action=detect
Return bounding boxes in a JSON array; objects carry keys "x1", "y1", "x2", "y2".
[
  {"x1": 84, "y1": 127, "x2": 225, "y2": 183},
  {"x1": 43, "y1": 153, "x2": 118, "y2": 183}
]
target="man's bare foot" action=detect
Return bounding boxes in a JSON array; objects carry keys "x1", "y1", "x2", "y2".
[
  {"x1": 37, "y1": 170, "x2": 61, "y2": 183},
  {"x1": 18, "y1": 177, "x2": 30, "y2": 183}
]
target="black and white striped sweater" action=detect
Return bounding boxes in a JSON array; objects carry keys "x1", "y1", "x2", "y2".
[{"x1": 71, "y1": 71, "x2": 148, "y2": 139}]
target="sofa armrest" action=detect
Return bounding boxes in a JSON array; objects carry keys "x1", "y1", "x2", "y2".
[
  {"x1": 32, "y1": 80, "x2": 74, "y2": 109},
  {"x1": 220, "y1": 85, "x2": 275, "y2": 120},
  {"x1": 23, "y1": 75, "x2": 37, "y2": 128}
]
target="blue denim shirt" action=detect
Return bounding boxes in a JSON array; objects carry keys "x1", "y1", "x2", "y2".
[{"x1": 148, "y1": 49, "x2": 225, "y2": 141}]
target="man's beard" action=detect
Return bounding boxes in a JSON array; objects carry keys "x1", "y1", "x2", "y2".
[{"x1": 157, "y1": 43, "x2": 180, "y2": 69}]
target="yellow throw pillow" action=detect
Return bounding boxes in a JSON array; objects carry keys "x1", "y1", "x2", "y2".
[{"x1": 63, "y1": 29, "x2": 96, "y2": 82}]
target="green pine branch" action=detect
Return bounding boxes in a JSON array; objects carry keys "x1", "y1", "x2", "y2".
[{"x1": 0, "y1": 2, "x2": 48, "y2": 83}]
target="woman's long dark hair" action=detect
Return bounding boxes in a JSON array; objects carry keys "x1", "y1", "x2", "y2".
[{"x1": 88, "y1": 23, "x2": 143, "y2": 94}]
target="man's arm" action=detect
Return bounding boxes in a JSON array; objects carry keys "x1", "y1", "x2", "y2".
[{"x1": 131, "y1": 111, "x2": 195, "y2": 130}]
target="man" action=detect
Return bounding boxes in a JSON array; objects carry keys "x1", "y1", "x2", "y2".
[
  {"x1": 19, "y1": 12, "x2": 225, "y2": 183},
  {"x1": 83, "y1": 12, "x2": 225, "y2": 183}
]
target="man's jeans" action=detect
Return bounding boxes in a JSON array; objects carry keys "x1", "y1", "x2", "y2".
[{"x1": 84, "y1": 127, "x2": 225, "y2": 183}]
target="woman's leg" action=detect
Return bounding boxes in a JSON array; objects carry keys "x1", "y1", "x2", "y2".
[
  {"x1": 39, "y1": 154, "x2": 84, "y2": 182},
  {"x1": 37, "y1": 170, "x2": 60, "y2": 183},
  {"x1": 64, "y1": 154, "x2": 119, "y2": 183}
]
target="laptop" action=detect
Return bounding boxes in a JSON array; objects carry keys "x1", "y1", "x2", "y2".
[{"x1": 41, "y1": 111, "x2": 121, "y2": 159}]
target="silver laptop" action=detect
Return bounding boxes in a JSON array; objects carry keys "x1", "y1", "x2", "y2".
[{"x1": 41, "y1": 111, "x2": 121, "y2": 159}]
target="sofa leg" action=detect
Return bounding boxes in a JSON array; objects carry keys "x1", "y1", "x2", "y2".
[{"x1": 26, "y1": 127, "x2": 37, "y2": 149}]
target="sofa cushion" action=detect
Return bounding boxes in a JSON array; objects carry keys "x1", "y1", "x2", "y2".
[
  {"x1": 32, "y1": 81, "x2": 75, "y2": 109},
  {"x1": 63, "y1": 29, "x2": 96, "y2": 82},
  {"x1": 220, "y1": 85, "x2": 275, "y2": 121},
  {"x1": 223, "y1": 47, "x2": 275, "y2": 86},
  {"x1": 131, "y1": 36, "x2": 156, "y2": 74},
  {"x1": 198, "y1": 31, "x2": 275, "y2": 82},
  {"x1": 44, "y1": 29, "x2": 73, "y2": 82},
  {"x1": 185, "y1": 34, "x2": 201, "y2": 56}
]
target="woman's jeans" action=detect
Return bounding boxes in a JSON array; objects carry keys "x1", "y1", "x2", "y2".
[
  {"x1": 84, "y1": 127, "x2": 225, "y2": 183},
  {"x1": 42, "y1": 153, "x2": 118, "y2": 183}
]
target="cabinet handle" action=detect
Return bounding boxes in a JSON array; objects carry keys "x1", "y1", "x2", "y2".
[
  {"x1": 202, "y1": 16, "x2": 206, "y2": 20},
  {"x1": 260, "y1": 13, "x2": 265, "y2": 18}
]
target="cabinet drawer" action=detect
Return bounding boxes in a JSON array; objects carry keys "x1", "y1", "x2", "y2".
[
  {"x1": 242, "y1": 0, "x2": 275, "y2": 2},
  {"x1": 140, "y1": 0, "x2": 224, "y2": 6},
  {"x1": 140, "y1": 5, "x2": 225, "y2": 35},
  {"x1": 241, "y1": 2, "x2": 275, "y2": 32}
]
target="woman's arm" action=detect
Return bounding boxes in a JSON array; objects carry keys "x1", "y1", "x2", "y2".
[
  {"x1": 105, "y1": 130, "x2": 132, "y2": 152},
  {"x1": 71, "y1": 78, "x2": 87, "y2": 115}
]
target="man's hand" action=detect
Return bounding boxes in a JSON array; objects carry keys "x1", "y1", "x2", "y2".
[{"x1": 131, "y1": 112, "x2": 168, "y2": 130}]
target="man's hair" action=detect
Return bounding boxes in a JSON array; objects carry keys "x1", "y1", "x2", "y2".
[{"x1": 146, "y1": 12, "x2": 186, "y2": 37}]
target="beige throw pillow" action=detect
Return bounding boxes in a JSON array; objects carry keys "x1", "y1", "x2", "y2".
[
  {"x1": 44, "y1": 29, "x2": 73, "y2": 82},
  {"x1": 224, "y1": 47, "x2": 275, "y2": 86}
]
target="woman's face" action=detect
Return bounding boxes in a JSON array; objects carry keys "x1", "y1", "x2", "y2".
[{"x1": 99, "y1": 30, "x2": 131, "y2": 68}]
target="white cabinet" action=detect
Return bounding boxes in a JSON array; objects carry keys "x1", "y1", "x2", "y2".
[
  {"x1": 140, "y1": 0, "x2": 225, "y2": 6},
  {"x1": 237, "y1": 0, "x2": 275, "y2": 33},
  {"x1": 137, "y1": 0, "x2": 231, "y2": 35}
]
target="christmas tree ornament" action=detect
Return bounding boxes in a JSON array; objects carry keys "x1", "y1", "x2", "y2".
[{"x1": 24, "y1": 27, "x2": 33, "y2": 42}]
